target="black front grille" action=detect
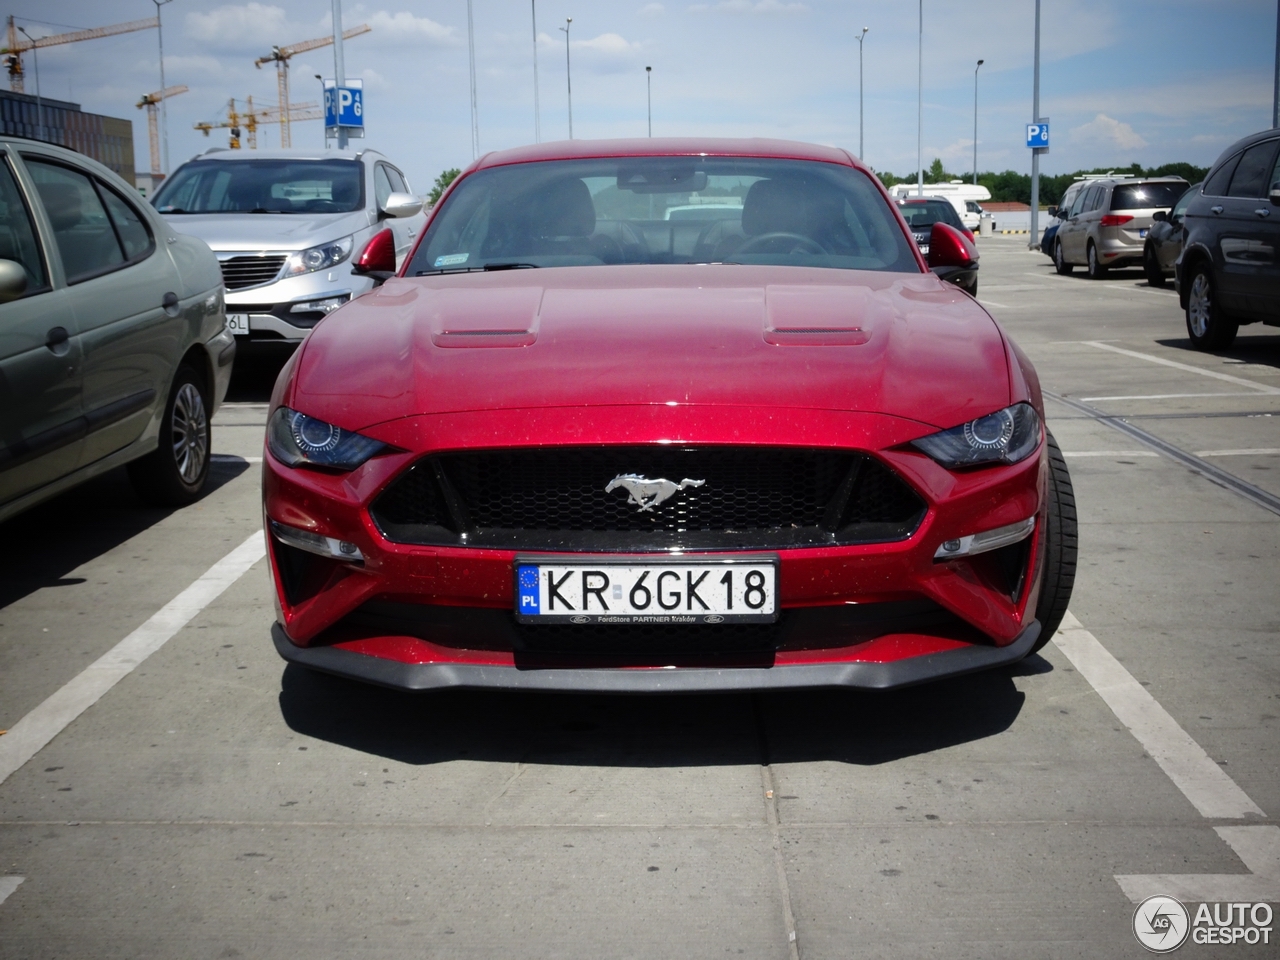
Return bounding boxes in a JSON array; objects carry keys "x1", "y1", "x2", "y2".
[
  {"x1": 220, "y1": 255, "x2": 286, "y2": 290},
  {"x1": 370, "y1": 446, "x2": 926, "y2": 551}
]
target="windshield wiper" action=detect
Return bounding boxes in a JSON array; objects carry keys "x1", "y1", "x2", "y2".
[{"x1": 483, "y1": 262, "x2": 539, "y2": 271}]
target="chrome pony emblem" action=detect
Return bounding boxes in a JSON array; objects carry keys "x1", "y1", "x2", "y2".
[{"x1": 605, "y1": 474, "x2": 705, "y2": 512}]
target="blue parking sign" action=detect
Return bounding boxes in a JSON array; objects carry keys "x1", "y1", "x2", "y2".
[
  {"x1": 324, "y1": 85, "x2": 364, "y2": 129},
  {"x1": 1026, "y1": 122, "x2": 1050, "y2": 149}
]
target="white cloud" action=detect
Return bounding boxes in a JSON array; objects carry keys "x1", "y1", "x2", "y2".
[
  {"x1": 638, "y1": 3, "x2": 666, "y2": 15},
  {"x1": 185, "y1": 3, "x2": 290, "y2": 48},
  {"x1": 366, "y1": 11, "x2": 459, "y2": 47},
  {"x1": 689, "y1": 1, "x2": 809, "y2": 14},
  {"x1": 1069, "y1": 114, "x2": 1148, "y2": 152}
]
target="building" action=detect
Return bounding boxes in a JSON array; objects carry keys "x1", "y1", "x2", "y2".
[{"x1": 0, "y1": 89, "x2": 135, "y2": 186}]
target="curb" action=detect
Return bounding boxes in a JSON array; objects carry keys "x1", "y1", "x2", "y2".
[{"x1": 996, "y1": 229, "x2": 1030, "y2": 235}]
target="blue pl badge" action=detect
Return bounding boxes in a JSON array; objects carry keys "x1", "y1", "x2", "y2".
[{"x1": 517, "y1": 565, "x2": 540, "y2": 614}]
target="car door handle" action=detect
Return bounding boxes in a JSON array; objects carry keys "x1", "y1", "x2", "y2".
[
  {"x1": 45, "y1": 326, "x2": 69, "y2": 348},
  {"x1": 1211, "y1": 205, "x2": 1224, "y2": 215},
  {"x1": 162, "y1": 291, "x2": 180, "y2": 317},
  {"x1": 1255, "y1": 208, "x2": 1271, "y2": 218}
]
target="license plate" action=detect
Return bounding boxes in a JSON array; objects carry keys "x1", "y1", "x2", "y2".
[
  {"x1": 1139, "y1": 228, "x2": 1148, "y2": 238},
  {"x1": 227, "y1": 313, "x2": 250, "y2": 335},
  {"x1": 514, "y1": 556, "x2": 779, "y2": 624}
]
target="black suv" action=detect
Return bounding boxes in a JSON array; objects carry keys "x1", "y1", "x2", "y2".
[{"x1": 1177, "y1": 128, "x2": 1280, "y2": 349}]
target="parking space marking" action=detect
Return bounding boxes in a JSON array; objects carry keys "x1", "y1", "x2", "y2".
[
  {"x1": 1196, "y1": 448, "x2": 1280, "y2": 457},
  {"x1": 1083, "y1": 342, "x2": 1280, "y2": 394},
  {"x1": 211, "y1": 454, "x2": 263, "y2": 463},
  {"x1": 1115, "y1": 826, "x2": 1280, "y2": 903},
  {"x1": 0, "y1": 876, "x2": 22, "y2": 906},
  {"x1": 1078, "y1": 392, "x2": 1266, "y2": 402},
  {"x1": 0, "y1": 532, "x2": 265, "y2": 787},
  {"x1": 1063, "y1": 450, "x2": 1158, "y2": 458},
  {"x1": 1052, "y1": 612, "x2": 1264, "y2": 820}
]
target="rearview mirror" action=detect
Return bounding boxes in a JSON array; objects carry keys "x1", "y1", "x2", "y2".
[
  {"x1": 380, "y1": 192, "x2": 424, "y2": 219},
  {"x1": 352, "y1": 228, "x2": 397, "y2": 285},
  {"x1": 1152, "y1": 210, "x2": 1167, "y2": 222},
  {"x1": 0, "y1": 259, "x2": 27, "y2": 303},
  {"x1": 1047, "y1": 205, "x2": 1058, "y2": 218},
  {"x1": 927, "y1": 222, "x2": 979, "y2": 289}
]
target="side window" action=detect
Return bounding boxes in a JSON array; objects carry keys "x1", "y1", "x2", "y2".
[
  {"x1": 1171, "y1": 187, "x2": 1195, "y2": 220},
  {"x1": 1203, "y1": 154, "x2": 1240, "y2": 196},
  {"x1": 374, "y1": 164, "x2": 394, "y2": 208},
  {"x1": 1227, "y1": 141, "x2": 1280, "y2": 198},
  {"x1": 1270, "y1": 151, "x2": 1280, "y2": 195},
  {"x1": 99, "y1": 185, "x2": 153, "y2": 261},
  {"x1": 1090, "y1": 186, "x2": 1109, "y2": 212},
  {"x1": 0, "y1": 154, "x2": 49, "y2": 296},
  {"x1": 24, "y1": 159, "x2": 124, "y2": 284},
  {"x1": 1078, "y1": 186, "x2": 1099, "y2": 214},
  {"x1": 386, "y1": 166, "x2": 409, "y2": 194}
]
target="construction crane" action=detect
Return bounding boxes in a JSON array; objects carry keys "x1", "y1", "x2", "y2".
[
  {"x1": 255, "y1": 24, "x2": 370, "y2": 148},
  {"x1": 2, "y1": 14, "x2": 158, "y2": 93},
  {"x1": 137, "y1": 86, "x2": 188, "y2": 177},
  {"x1": 194, "y1": 98, "x2": 322, "y2": 151}
]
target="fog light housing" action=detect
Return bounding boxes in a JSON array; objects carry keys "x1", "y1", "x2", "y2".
[
  {"x1": 289, "y1": 294, "x2": 349, "y2": 315},
  {"x1": 270, "y1": 519, "x2": 364, "y2": 565},
  {"x1": 934, "y1": 517, "x2": 1035, "y2": 560}
]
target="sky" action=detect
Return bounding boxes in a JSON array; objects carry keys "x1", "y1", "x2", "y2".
[{"x1": 5, "y1": 0, "x2": 1278, "y2": 193}]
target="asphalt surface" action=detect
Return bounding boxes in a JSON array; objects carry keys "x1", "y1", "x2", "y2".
[{"x1": 1, "y1": 238, "x2": 1277, "y2": 959}]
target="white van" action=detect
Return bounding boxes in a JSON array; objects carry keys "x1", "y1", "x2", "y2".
[{"x1": 887, "y1": 180, "x2": 991, "y2": 229}]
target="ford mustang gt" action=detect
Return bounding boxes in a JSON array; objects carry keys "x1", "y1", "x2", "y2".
[{"x1": 263, "y1": 138, "x2": 1076, "y2": 693}]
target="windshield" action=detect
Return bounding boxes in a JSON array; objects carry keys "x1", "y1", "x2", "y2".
[
  {"x1": 152, "y1": 159, "x2": 364, "y2": 214},
  {"x1": 408, "y1": 156, "x2": 916, "y2": 275},
  {"x1": 897, "y1": 199, "x2": 964, "y2": 231},
  {"x1": 1110, "y1": 182, "x2": 1186, "y2": 211}
]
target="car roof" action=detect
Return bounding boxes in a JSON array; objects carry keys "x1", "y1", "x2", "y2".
[
  {"x1": 473, "y1": 137, "x2": 858, "y2": 171},
  {"x1": 1212, "y1": 126, "x2": 1280, "y2": 165},
  {"x1": 189, "y1": 147, "x2": 386, "y2": 163}
]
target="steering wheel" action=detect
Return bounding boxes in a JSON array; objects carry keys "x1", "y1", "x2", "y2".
[{"x1": 735, "y1": 232, "x2": 828, "y2": 256}]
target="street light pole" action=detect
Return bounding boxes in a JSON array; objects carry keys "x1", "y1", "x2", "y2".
[
  {"x1": 646, "y1": 66, "x2": 652, "y2": 137},
  {"x1": 561, "y1": 18, "x2": 573, "y2": 139},
  {"x1": 1029, "y1": 0, "x2": 1041, "y2": 250},
  {"x1": 973, "y1": 59, "x2": 983, "y2": 185},
  {"x1": 467, "y1": 0, "x2": 479, "y2": 159},
  {"x1": 857, "y1": 26, "x2": 868, "y2": 160},
  {"x1": 532, "y1": 0, "x2": 541, "y2": 143},
  {"x1": 151, "y1": 0, "x2": 173, "y2": 175},
  {"x1": 314, "y1": 74, "x2": 325, "y2": 148},
  {"x1": 916, "y1": 0, "x2": 923, "y2": 197},
  {"x1": 1273, "y1": 0, "x2": 1279, "y2": 128},
  {"x1": 15, "y1": 27, "x2": 41, "y2": 142},
  {"x1": 331, "y1": 0, "x2": 348, "y2": 149}
]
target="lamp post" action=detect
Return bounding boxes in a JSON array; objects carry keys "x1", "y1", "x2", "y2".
[
  {"x1": 315, "y1": 74, "x2": 326, "y2": 148},
  {"x1": 646, "y1": 66, "x2": 652, "y2": 137},
  {"x1": 916, "y1": 0, "x2": 923, "y2": 197},
  {"x1": 560, "y1": 18, "x2": 573, "y2": 139},
  {"x1": 1029, "y1": 0, "x2": 1042, "y2": 250},
  {"x1": 973, "y1": 59, "x2": 983, "y2": 185},
  {"x1": 856, "y1": 26, "x2": 868, "y2": 160},
  {"x1": 466, "y1": 0, "x2": 479, "y2": 159},
  {"x1": 531, "y1": 0, "x2": 541, "y2": 142},
  {"x1": 331, "y1": 0, "x2": 347, "y2": 149},
  {"x1": 151, "y1": 0, "x2": 174, "y2": 174},
  {"x1": 14, "y1": 26, "x2": 41, "y2": 142}
]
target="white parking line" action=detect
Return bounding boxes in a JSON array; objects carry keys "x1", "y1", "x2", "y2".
[
  {"x1": 1063, "y1": 451, "x2": 1158, "y2": 458},
  {"x1": 211, "y1": 455, "x2": 263, "y2": 463},
  {"x1": 1197, "y1": 448, "x2": 1280, "y2": 457},
  {"x1": 1083, "y1": 342, "x2": 1280, "y2": 395},
  {"x1": 0, "y1": 533, "x2": 265, "y2": 787},
  {"x1": 0, "y1": 876, "x2": 22, "y2": 906},
  {"x1": 1077, "y1": 392, "x2": 1267, "y2": 402}
]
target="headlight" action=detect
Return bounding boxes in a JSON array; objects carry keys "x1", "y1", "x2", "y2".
[
  {"x1": 282, "y1": 236, "x2": 354, "y2": 277},
  {"x1": 267, "y1": 407, "x2": 387, "y2": 470},
  {"x1": 911, "y1": 403, "x2": 1041, "y2": 468}
]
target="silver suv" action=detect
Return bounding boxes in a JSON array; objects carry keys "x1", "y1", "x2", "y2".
[
  {"x1": 152, "y1": 148, "x2": 425, "y2": 343},
  {"x1": 1053, "y1": 176, "x2": 1188, "y2": 278}
]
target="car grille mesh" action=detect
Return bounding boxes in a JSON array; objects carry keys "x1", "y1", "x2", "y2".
[
  {"x1": 220, "y1": 255, "x2": 286, "y2": 290},
  {"x1": 370, "y1": 446, "x2": 926, "y2": 551}
]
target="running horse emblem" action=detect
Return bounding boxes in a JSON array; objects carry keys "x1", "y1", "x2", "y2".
[{"x1": 605, "y1": 474, "x2": 705, "y2": 512}]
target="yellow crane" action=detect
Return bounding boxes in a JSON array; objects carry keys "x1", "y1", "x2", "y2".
[
  {"x1": 2, "y1": 14, "x2": 158, "y2": 93},
  {"x1": 255, "y1": 24, "x2": 370, "y2": 148},
  {"x1": 194, "y1": 98, "x2": 322, "y2": 151},
  {"x1": 137, "y1": 86, "x2": 188, "y2": 177}
]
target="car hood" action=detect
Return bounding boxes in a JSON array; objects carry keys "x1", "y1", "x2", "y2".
[
  {"x1": 158, "y1": 210, "x2": 370, "y2": 252},
  {"x1": 289, "y1": 265, "x2": 1011, "y2": 433}
]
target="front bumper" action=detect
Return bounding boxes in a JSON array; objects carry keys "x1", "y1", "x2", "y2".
[{"x1": 226, "y1": 272, "x2": 373, "y2": 342}]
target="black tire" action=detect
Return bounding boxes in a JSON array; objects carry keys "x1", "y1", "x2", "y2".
[
  {"x1": 1086, "y1": 241, "x2": 1108, "y2": 279},
  {"x1": 1184, "y1": 262, "x2": 1238, "y2": 351},
  {"x1": 128, "y1": 362, "x2": 212, "y2": 506},
  {"x1": 1031, "y1": 430, "x2": 1077, "y2": 653},
  {"x1": 1053, "y1": 240, "x2": 1073, "y2": 275},
  {"x1": 1143, "y1": 243, "x2": 1166, "y2": 287}
]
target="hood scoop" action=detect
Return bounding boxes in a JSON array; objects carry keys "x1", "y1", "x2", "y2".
[
  {"x1": 427, "y1": 285, "x2": 542, "y2": 348},
  {"x1": 763, "y1": 283, "x2": 880, "y2": 346}
]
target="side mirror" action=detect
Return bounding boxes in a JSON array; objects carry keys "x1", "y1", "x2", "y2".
[
  {"x1": 1271, "y1": 181, "x2": 1280, "y2": 206},
  {"x1": 1047, "y1": 205, "x2": 1058, "y2": 218},
  {"x1": 927, "y1": 222, "x2": 979, "y2": 289},
  {"x1": 1152, "y1": 210, "x2": 1167, "y2": 222},
  {"x1": 0, "y1": 259, "x2": 28, "y2": 303},
  {"x1": 379, "y1": 192, "x2": 424, "y2": 220},
  {"x1": 352, "y1": 228, "x2": 397, "y2": 285}
]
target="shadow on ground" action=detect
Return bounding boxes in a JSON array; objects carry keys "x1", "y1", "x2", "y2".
[
  {"x1": 278, "y1": 655, "x2": 1048, "y2": 767},
  {"x1": 224, "y1": 343, "x2": 296, "y2": 403},
  {"x1": 1155, "y1": 333, "x2": 1280, "y2": 367}
]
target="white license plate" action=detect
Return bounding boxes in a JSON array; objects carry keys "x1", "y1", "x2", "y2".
[
  {"x1": 227, "y1": 313, "x2": 250, "y2": 335},
  {"x1": 514, "y1": 557, "x2": 779, "y2": 624},
  {"x1": 1139, "y1": 228, "x2": 1148, "y2": 238}
]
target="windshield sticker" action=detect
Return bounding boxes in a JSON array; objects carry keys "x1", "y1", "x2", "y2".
[{"x1": 434, "y1": 253, "x2": 469, "y2": 268}]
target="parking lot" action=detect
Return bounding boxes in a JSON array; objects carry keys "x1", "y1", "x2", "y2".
[{"x1": 0, "y1": 236, "x2": 1277, "y2": 958}]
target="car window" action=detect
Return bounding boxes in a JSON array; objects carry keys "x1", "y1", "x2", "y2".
[
  {"x1": 386, "y1": 166, "x2": 409, "y2": 195},
  {"x1": 1203, "y1": 154, "x2": 1240, "y2": 197},
  {"x1": 1090, "y1": 186, "x2": 1109, "y2": 212},
  {"x1": 1226, "y1": 141, "x2": 1280, "y2": 198},
  {"x1": 1111, "y1": 182, "x2": 1186, "y2": 210},
  {"x1": 898, "y1": 199, "x2": 964, "y2": 231},
  {"x1": 24, "y1": 158, "x2": 125, "y2": 284},
  {"x1": 1270, "y1": 152, "x2": 1280, "y2": 194},
  {"x1": 152, "y1": 159, "x2": 364, "y2": 214},
  {"x1": 410, "y1": 156, "x2": 917, "y2": 275},
  {"x1": 1171, "y1": 185, "x2": 1198, "y2": 220},
  {"x1": 98, "y1": 184, "x2": 153, "y2": 261},
  {"x1": 374, "y1": 164, "x2": 394, "y2": 208},
  {"x1": 0, "y1": 154, "x2": 49, "y2": 296}
]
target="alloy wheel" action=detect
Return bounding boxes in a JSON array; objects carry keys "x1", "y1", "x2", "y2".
[
  {"x1": 1187, "y1": 272, "x2": 1212, "y2": 339},
  {"x1": 171, "y1": 382, "x2": 209, "y2": 485}
]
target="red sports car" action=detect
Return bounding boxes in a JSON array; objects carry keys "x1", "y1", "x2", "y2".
[{"x1": 263, "y1": 138, "x2": 1076, "y2": 693}]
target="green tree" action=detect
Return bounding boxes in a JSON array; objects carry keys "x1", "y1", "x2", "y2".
[
  {"x1": 927, "y1": 157, "x2": 952, "y2": 182},
  {"x1": 428, "y1": 168, "x2": 462, "y2": 205}
]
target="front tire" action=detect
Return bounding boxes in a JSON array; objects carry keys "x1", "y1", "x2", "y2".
[
  {"x1": 1086, "y1": 241, "x2": 1108, "y2": 279},
  {"x1": 1031, "y1": 431, "x2": 1077, "y2": 653},
  {"x1": 1054, "y1": 240, "x2": 1073, "y2": 275},
  {"x1": 1143, "y1": 243, "x2": 1166, "y2": 287},
  {"x1": 128, "y1": 363, "x2": 211, "y2": 506},
  {"x1": 1184, "y1": 263, "x2": 1238, "y2": 351}
]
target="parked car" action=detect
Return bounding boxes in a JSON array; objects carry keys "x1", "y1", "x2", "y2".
[
  {"x1": 897, "y1": 197, "x2": 978, "y2": 294},
  {"x1": 151, "y1": 148, "x2": 425, "y2": 344},
  {"x1": 0, "y1": 136, "x2": 232, "y2": 523},
  {"x1": 1053, "y1": 176, "x2": 1188, "y2": 277},
  {"x1": 1177, "y1": 130, "x2": 1280, "y2": 349},
  {"x1": 263, "y1": 138, "x2": 1072, "y2": 695},
  {"x1": 887, "y1": 181, "x2": 990, "y2": 230},
  {"x1": 1143, "y1": 182, "x2": 1199, "y2": 287}
]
